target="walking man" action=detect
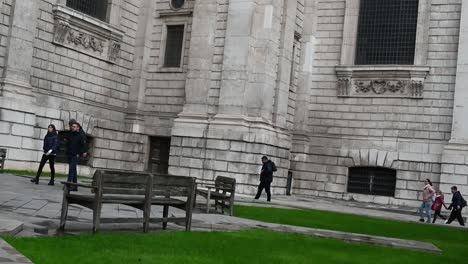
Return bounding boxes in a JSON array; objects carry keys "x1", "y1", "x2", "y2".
[
  {"x1": 67, "y1": 122, "x2": 87, "y2": 191},
  {"x1": 445, "y1": 186, "x2": 466, "y2": 226},
  {"x1": 254, "y1": 156, "x2": 276, "y2": 202}
]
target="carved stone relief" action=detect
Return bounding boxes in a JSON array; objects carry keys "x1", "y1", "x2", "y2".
[
  {"x1": 335, "y1": 66, "x2": 430, "y2": 99},
  {"x1": 52, "y1": 5, "x2": 123, "y2": 63}
]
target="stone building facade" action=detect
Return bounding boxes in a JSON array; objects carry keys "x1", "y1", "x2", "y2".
[{"x1": 0, "y1": 0, "x2": 467, "y2": 209}]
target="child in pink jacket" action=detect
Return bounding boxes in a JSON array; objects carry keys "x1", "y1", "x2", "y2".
[{"x1": 432, "y1": 190, "x2": 447, "y2": 223}]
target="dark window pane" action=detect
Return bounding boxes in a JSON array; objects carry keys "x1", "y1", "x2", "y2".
[
  {"x1": 66, "y1": 0, "x2": 108, "y2": 21},
  {"x1": 164, "y1": 25, "x2": 185, "y2": 67},
  {"x1": 347, "y1": 167, "x2": 396, "y2": 197},
  {"x1": 355, "y1": 0, "x2": 419, "y2": 65}
]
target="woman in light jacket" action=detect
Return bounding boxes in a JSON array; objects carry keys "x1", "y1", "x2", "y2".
[
  {"x1": 31, "y1": 124, "x2": 59, "y2": 185},
  {"x1": 419, "y1": 179, "x2": 435, "y2": 223}
]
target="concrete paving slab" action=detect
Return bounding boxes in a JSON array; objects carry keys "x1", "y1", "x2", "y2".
[
  {"x1": 0, "y1": 239, "x2": 32, "y2": 263},
  {"x1": 0, "y1": 218, "x2": 23, "y2": 236}
]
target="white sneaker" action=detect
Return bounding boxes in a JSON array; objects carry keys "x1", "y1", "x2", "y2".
[{"x1": 444, "y1": 220, "x2": 449, "y2": 224}]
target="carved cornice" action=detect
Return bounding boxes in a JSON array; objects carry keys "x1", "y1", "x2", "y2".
[
  {"x1": 335, "y1": 65, "x2": 430, "y2": 98},
  {"x1": 52, "y1": 5, "x2": 124, "y2": 63}
]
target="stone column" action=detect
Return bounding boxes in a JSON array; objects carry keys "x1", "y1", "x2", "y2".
[
  {"x1": 440, "y1": 1, "x2": 468, "y2": 202},
  {"x1": 125, "y1": 0, "x2": 156, "y2": 133},
  {"x1": 289, "y1": 0, "x2": 318, "y2": 194},
  {"x1": 0, "y1": 0, "x2": 40, "y2": 101},
  {"x1": 217, "y1": 0, "x2": 283, "y2": 120},
  {"x1": 272, "y1": 0, "x2": 299, "y2": 128}
]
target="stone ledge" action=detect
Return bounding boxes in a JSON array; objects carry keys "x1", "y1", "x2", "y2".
[{"x1": 335, "y1": 65, "x2": 430, "y2": 98}]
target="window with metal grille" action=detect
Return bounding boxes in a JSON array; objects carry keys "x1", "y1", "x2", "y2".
[
  {"x1": 355, "y1": 0, "x2": 419, "y2": 65},
  {"x1": 66, "y1": 0, "x2": 109, "y2": 21},
  {"x1": 163, "y1": 25, "x2": 185, "y2": 68},
  {"x1": 347, "y1": 167, "x2": 396, "y2": 197}
]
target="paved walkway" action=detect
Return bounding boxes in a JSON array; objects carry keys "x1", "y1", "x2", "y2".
[{"x1": 1, "y1": 172, "x2": 464, "y2": 262}]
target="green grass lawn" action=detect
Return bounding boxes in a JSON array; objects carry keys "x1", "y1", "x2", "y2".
[
  {"x1": 4, "y1": 205, "x2": 468, "y2": 263},
  {"x1": 3, "y1": 230, "x2": 452, "y2": 264},
  {"x1": 234, "y1": 205, "x2": 468, "y2": 262}
]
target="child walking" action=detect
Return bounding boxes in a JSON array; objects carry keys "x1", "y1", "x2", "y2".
[{"x1": 432, "y1": 190, "x2": 447, "y2": 223}]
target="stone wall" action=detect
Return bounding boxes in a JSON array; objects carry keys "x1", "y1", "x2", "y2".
[{"x1": 290, "y1": 0, "x2": 463, "y2": 207}]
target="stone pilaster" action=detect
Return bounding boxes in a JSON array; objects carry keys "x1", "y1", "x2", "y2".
[
  {"x1": 440, "y1": 1, "x2": 468, "y2": 209},
  {"x1": 0, "y1": 0, "x2": 40, "y2": 101},
  {"x1": 125, "y1": 0, "x2": 156, "y2": 133}
]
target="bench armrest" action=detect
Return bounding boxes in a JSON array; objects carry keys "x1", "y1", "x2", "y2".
[{"x1": 60, "y1": 181, "x2": 97, "y2": 189}]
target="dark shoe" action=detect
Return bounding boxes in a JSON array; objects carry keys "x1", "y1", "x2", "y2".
[
  {"x1": 69, "y1": 187, "x2": 78, "y2": 192},
  {"x1": 48, "y1": 181, "x2": 54, "y2": 186},
  {"x1": 419, "y1": 219, "x2": 424, "y2": 222},
  {"x1": 30, "y1": 178, "x2": 38, "y2": 184}
]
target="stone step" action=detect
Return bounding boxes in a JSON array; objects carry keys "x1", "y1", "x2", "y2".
[{"x1": 0, "y1": 218, "x2": 23, "y2": 236}]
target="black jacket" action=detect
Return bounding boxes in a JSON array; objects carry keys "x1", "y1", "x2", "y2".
[
  {"x1": 260, "y1": 160, "x2": 274, "y2": 182},
  {"x1": 66, "y1": 131, "x2": 87, "y2": 156},
  {"x1": 450, "y1": 191, "x2": 463, "y2": 210},
  {"x1": 43, "y1": 133, "x2": 59, "y2": 154}
]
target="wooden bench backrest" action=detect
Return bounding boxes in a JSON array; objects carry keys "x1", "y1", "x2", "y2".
[
  {"x1": 215, "y1": 176, "x2": 236, "y2": 193},
  {"x1": 94, "y1": 170, "x2": 152, "y2": 195},
  {"x1": 153, "y1": 174, "x2": 196, "y2": 197}
]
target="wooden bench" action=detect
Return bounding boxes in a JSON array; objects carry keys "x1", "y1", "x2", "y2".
[
  {"x1": 152, "y1": 174, "x2": 196, "y2": 231},
  {"x1": 0, "y1": 148, "x2": 6, "y2": 172},
  {"x1": 59, "y1": 170, "x2": 153, "y2": 233},
  {"x1": 196, "y1": 176, "x2": 236, "y2": 216},
  {"x1": 59, "y1": 170, "x2": 196, "y2": 233}
]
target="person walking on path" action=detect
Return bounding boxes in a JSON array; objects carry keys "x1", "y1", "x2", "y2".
[
  {"x1": 30, "y1": 124, "x2": 59, "y2": 185},
  {"x1": 67, "y1": 122, "x2": 87, "y2": 191},
  {"x1": 254, "y1": 156, "x2": 277, "y2": 202},
  {"x1": 431, "y1": 190, "x2": 447, "y2": 223},
  {"x1": 419, "y1": 179, "x2": 435, "y2": 223},
  {"x1": 445, "y1": 186, "x2": 466, "y2": 226}
]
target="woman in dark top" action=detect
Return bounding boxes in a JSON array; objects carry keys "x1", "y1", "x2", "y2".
[{"x1": 31, "y1": 124, "x2": 59, "y2": 185}]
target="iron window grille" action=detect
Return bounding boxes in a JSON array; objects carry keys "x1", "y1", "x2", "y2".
[
  {"x1": 163, "y1": 25, "x2": 185, "y2": 68},
  {"x1": 347, "y1": 167, "x2": 397, "y2": 197},
  {"x1": 66, "y1": 0, "x2": 109, "y2": 21},
  {"x1": 355, "y1": 0, "x2": 419, "y2": 65}
]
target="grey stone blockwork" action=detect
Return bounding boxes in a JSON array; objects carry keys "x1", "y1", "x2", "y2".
[{"x1": 1, "y1": 0, "x2": 468, "y2": 211}]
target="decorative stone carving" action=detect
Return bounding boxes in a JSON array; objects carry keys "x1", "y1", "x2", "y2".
[
  {"x1": 335, "y1": 65, "x2": 430, "y2": 98},
  {"x1": 52, "y1": 5, "x2": 124, "y2": 63},
  {"x1": 54, "y1": 21, "x2": 70, "y2": 43},
  {"x1": 355, "y1": 80, "x2": 406, "y2": 95},
  {"x1": 338, "y1": 78, "x2": 351, "y2": 96},
  {"x1": 108, "y1": 41, "x2": 121, "y2": 62},
  {"x1": 67, "y1": 30, "x2": 104, "y2": 53}
]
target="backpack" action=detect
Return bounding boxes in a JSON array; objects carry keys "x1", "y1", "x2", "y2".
[
  {"x1": 271, "y1": 161, "x2": 277, "y2": 172},
  {"x1": 461, "y1": 196, "x2": 467, "y2": 208}
]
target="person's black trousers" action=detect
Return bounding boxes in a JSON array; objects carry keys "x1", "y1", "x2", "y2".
[
  {"x1": 35, "y1": 154, "x2": 55, "y2": 181},
  {"x1": 447, "y1": 209, "x2": 465, "y2": 226},
  {"x1": 255, "y1": 181, "x2": 271, "y2": 201},
  {"x1": 432, "y1": 210, "x2": 446, "y2": 223}
]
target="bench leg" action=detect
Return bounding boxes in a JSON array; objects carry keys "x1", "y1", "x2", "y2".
[
  {"x1": 92, "y1": 202, "x2": 102, "y2": 234},
  {"x1": 162, "y1": 205, "x2": 169, "y2": 230},
  {"x1": 185, "y1": 205, "x2": 192, "y2": 232},
  {"x1": 59, "y1": 187, "x2": 70, "y2": 231},
  {"x1": 206, "y1": 190, "x2": 211, "y2": 214},
  {"x1": 143, "y1": 204, "x2": 151, "y2": 233}
]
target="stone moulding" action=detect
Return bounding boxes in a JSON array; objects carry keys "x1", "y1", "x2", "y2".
[
  {"x1": 52, "y1": 5, "x2": 124, "y2": 63},
  {"x1": 335, "y1": 65, "x2": 430, "y2": 99}
]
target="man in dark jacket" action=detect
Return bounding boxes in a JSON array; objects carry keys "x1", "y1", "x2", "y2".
[
  {"x1": 254, "y1": 156, "x2": 275, "y2": 202},
  {"x1": 445, "y1": 186, "x2": 465, "y2": 226},
  {"x1": 67, "y1": 122, "x2": 87, "y2": 191}
]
